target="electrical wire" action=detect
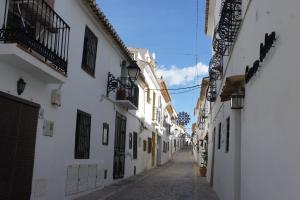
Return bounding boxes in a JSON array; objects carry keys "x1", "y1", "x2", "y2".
[
  {"x1": 169, "y1": 86, "x2": 200, "y2": 95},
  {"x1": 148, "y1": 84, "x2": 201, "y2": 91}
]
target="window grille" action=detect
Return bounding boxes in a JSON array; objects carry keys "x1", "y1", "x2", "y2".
[
  {"x1": 75, "y1": 110, "x2": 91, "y2": 159},
  {"x1": 82, "y1": 26, "x2": 98, "y2": 76}
]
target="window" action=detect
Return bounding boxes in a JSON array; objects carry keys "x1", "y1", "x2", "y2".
[
  {"x1": 147, "y1": 88, "x2": 151, "y2": 103},
  {"x1": 102, "y1": 123, "x2": 109, "y2": 145},
  {"x1": 129, "y1": 133, "x2": 133, "y2": 149},
  {"x1": 167, "y1": 142, "x2": 169, "y2": 151},
  {"x1": 143, "y1": 140, "x2": 147, "y2": 152},
  {"x1": 133, "y1": 132, "x2": 138, "y2": 159},
  {"x1": 225, "y1": 117, "x2": 230, "y2": 153},
  {"x1": 81, "y1": 26, "x2": 98, "y2": 76},
  {"x1": 75, "y1": 110, "x2": 91, "y2": 159},
  {"x1": 218, "y1": 123, "x2": 221, "y2": 150},
  {"x1": 152, "y1": 92, "x2": 156, "y2": 120},
  {"x1": 148, "y1": 138, "x2": 152, "y2": 153}
]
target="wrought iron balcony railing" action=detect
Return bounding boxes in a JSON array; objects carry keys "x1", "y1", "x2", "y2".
[
  {"x1": 0, "y1": 0, "x2": 70, "y2": 75},
  {"x1": 115, "y1": 79, "x2": 139, "y2": 109},
  {"x1": 207, "y1": 79, "x2": 217, "y2": 102},
  {"x1": 209, "y1": 53, "x2": 223, "y2": 80}
]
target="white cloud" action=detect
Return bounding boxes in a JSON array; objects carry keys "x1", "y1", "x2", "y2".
[{"x1": 156, "y1": 62, "x2": 208, "y2": 86}]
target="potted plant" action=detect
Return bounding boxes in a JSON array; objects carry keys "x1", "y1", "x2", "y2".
[
  {"x1": 199, "y1": 151, "x2": 208, "y2": 177},
  {"x1": 116, "y1": 87, "x2": 126, "y2": 100}
]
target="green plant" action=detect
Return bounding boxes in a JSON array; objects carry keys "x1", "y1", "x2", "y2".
[{"x1": 201, "y1": 151, "x2": 208, "y2": 167}]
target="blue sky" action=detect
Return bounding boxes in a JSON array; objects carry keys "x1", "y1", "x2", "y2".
[{"x1": 97, "y1": 0, "x2": 212, "y2": 134}]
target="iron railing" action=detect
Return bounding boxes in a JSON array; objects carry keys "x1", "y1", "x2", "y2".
[
  {"x1": 152, "y1": 107, "x2": 163, "y2": 123},
  {"x1": 207, "y1": 79, "x2": 217, "y2": 102},
  {"x1": 116, "y1": 77, "x2": 139, "y2": 108},
  {"x1": 207, "y1": 0, "x2": 242, "y2": 102},
  {"x1": 0, "y1": 0, "x2": 70, "y2": 74},
  {"x1": 209, "y1": 53, "x2": 223, "y2": 80}
]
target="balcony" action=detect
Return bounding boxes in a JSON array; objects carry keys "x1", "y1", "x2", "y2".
[
  {"x1": 0, "y1": 0, "x2": 70, "y2": 81},
  {"x1": 152, "y1": 107, "x2": 162, "y2": 125},
  {"x1": 115, "y1": 79, "x2": 139, "y2": 110},
  {"x1": 116, "y1": 86, "x2": 139, "y2": 110}
]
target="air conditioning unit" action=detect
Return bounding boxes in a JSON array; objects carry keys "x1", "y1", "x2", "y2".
[{"x1": 51, "y1": 89, "x2": 61, "y2": 106}]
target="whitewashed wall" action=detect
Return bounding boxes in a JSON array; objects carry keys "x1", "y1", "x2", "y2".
[{"x1": 207, "y1": 0, "x2": 300, "y2": 200}]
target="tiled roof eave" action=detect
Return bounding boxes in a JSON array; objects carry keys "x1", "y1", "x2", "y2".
[{"x1": 82, "y1": 0, "x2": 134, "y2": 62}]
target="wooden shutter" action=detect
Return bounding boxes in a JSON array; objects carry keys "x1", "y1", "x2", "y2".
[{"x1": 148, "y1": 138, "x2": 152, "y2": 153}]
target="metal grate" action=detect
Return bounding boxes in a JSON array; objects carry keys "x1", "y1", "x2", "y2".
[
  {"x1": 133, "y1": 132, "x2": 137, "y2": 159},
  {"x1": 81, "y1": 26, "x2": 98, "y2": 76},
  {"x1": 75, "y1": 110, "x2": 91, "y2": 159}
]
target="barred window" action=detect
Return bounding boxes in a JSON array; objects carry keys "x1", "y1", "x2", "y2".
[
  {"x1": 82, "y1": 26, "x2": 98, "y2": 76},
  {"x1": 133, "y1": 132, "x2": 138, "y2": 159},
  {"x1": 75, "y1": 110, "x2": 91, "y2": 159},
  {"x1": 143, "y1": 140, "x2": 147, "y2": 152}
]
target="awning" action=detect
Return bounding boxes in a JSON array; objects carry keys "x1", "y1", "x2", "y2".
[{"x1": 220, "y1": 75, "x2": 245, "y2": 102}]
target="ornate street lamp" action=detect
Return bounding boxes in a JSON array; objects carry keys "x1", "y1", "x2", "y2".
[
  {"x1": 107, "y1": 62, "x2": 140, "y2": 96},
  {"x1": 231, "y1": 89, "x2": 245, "y2": 109},
  {"x1": 127, "y1": 61, "x2": 140, "y2": 81}
]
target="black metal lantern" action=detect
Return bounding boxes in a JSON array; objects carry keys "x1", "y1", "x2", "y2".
[
  {"x1": 17, "y1": 78, "x2": 26, "y2": 95},
  {"x1": 231, "y1": 90, "x2": 244, "y2": 109},
  {"x1": 127, "y1": 61, "x2": 140, "y2": 81}
]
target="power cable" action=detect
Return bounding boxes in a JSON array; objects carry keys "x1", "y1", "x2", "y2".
[
  {"x1": 148, "y1": 84, "x2": 201, "y2": 91},
  {"x1": 169, "y1": 86, "x2": 200, "y2": 95}
]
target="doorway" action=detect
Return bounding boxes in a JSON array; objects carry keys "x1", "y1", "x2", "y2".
[
  {"x1": 113, "y1": 112, "x2": 127, "y2": 179},
  {"x1": 151, "y1": 132, "x2": 156, "y2": 167},
  {"x1": 157, "y1": 135, "x2": 162, "y2": 165},
  {"x1": 0, "y1": 92, "x2": 39, "y2": 200}
]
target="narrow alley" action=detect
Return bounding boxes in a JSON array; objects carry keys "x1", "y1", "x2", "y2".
[{"x1": 77, "y1": 147, "x2": 219, "y2": 200}]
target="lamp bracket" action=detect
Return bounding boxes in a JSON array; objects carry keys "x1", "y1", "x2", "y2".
[{"x1": 106, "y1": 72, "x2": 134, "y2": 97}]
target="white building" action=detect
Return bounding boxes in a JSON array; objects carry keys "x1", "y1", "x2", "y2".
[
  {"x1": 193, "y1": 77, "x2": 210, "y2": 172},
  {"x1": 204, "y1": 0, "x2": 300, "y2": 199},
  {"x1": 129, "y1": 48, "x2": 183, "y2": 168},
  {"x1": 0, "y1": 1, "x2": 181, "y2": 200}
]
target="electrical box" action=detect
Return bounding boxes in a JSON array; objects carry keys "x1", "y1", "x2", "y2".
[
  {"x1": 43, "y1": 120, "x2": 54, "y2": 137},
  {"x1": 51, "y1": 89, "x2": 61, "y2": 107}
]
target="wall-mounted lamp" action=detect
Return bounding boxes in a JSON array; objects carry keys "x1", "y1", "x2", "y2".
[
  {"x1": 127, "y1": 61, "x2": 140, "y2": 81},
  {"x1": 17, "y1": 78, "x2": 26, "y2": 95},
  {"x1": 231, "y1": 89, "x2": 245, "y2": 109},
  {"x1": 106, "y1": 62, "x2": 140, "y2": 96}
]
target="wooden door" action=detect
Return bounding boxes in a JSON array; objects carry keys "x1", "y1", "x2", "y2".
[
  {"x1": 151, "y1": 132, "x2": 156, "y2": 167},
  {"x1": 113, "y1": 112, "x2": 126, "y2": 179},
  {"x1": 0, "y1": 92, "x2": 39, "y2": 200}
]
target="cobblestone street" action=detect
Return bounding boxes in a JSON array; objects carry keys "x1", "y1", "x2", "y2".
[{"x1": 77, "y1": 148, "x2": 219, "y2": 200}]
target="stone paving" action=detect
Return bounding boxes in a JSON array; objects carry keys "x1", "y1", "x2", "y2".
[{"x1": 76, "y1": 147, "x2": 219, "y2": 200}]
